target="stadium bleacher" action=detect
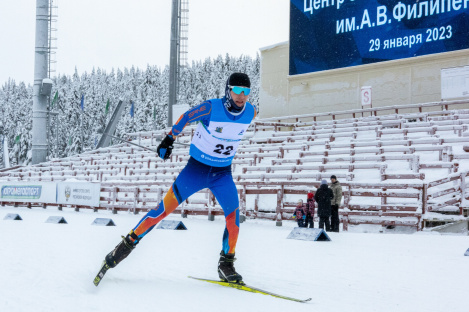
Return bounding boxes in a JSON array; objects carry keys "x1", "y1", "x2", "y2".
[{"x1": 1, "y1": 101, "x2": 468, "y2": 231}]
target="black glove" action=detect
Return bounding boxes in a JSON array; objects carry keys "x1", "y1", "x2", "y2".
[{"x1": 157, "y1": 135, "x2": 174, "y2": 160}]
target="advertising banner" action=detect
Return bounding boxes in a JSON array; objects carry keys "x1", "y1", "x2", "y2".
[
  {"x1": 0, "y1": 182, "x2": 57, "y2": 203},
  {"x1": 290, "y1": 0, "x2": 469, "y2": 75},
  {"x1": 57, "y1": 182, "x2": 101, "y2": 207}
]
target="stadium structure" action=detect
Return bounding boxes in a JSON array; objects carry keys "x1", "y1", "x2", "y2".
[{"x1": 1, "y1": 0, "x2": 469, "y2": 233}]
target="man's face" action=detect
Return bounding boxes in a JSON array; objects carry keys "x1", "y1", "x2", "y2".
[
  {"x1": 331, "y1": 178, "x2": 336, "y2": 183},
  {"x1": 230, "y1": 87, "x2": 249, "y2": 108}
]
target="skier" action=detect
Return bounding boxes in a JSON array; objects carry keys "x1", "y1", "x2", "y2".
[
  {"x1": 314, "y1": 180, "x2": 333, "y2": 231},
  {"x1": 97, "y1": 73, "x2": 256, "y2": 285}
]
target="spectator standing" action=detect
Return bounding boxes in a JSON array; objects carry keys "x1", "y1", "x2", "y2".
[
  {"x1": 304, "y1": 192, "x2": 315, "y2": 228},
  {"x1": 330, "y1": 175, "x2": 343, "y2": 232},
  {"x1": 314, "y1": 180, "x2": 333, "y2": 231},
  {"x1": 293, "y1": 199, "x2": 306, "y2": 227}
]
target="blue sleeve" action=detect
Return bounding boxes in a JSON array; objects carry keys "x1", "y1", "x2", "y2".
[{"x1": 169, "y1": 101, "x2": 212, "y2": 138}]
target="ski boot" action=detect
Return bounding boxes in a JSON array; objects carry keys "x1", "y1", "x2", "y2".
[
  {"x1": 218, "y1": 251, "x2": 243, "y2": 284},
  {"x1": 94, "y1": 232, "x2": 138, "y2": 286},
  {"x1": 105, "y1": 233, "x2": 138, "y2": 268}
]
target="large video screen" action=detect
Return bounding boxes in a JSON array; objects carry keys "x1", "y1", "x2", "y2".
[{"x1": 290, "y1": 0, "x2": 469, "y2": 75}]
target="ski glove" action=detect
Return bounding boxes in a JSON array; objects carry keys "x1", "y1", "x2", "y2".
[{"x1": 157, "y1": 135, "x2": 174, "y2": 160}]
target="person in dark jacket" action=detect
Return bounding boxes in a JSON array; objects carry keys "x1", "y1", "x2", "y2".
[
  {"x1": 314, "y1": 180, "x2": 333, "y2": 231},
  {"x1": 293, "y1": 199, "x2": 306, "y2": 227},
  {"x1": 304, "y1": 192, "x2": 315, "y2": 228}
]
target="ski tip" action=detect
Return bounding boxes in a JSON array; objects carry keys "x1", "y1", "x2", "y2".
[{"x1": 189, "y1": 275, "x2": 311, "y2": 303}]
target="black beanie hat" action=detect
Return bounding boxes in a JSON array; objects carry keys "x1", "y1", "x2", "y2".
[
  {"x1": 331, "y1": 175, "x2": 337, "y2": 180},
  {"x1": 223, "y1": 73, "x2": 250, "y2": 115},
  {"x1": 228, "y1": 73, "x2": 250, "y2": 88}
]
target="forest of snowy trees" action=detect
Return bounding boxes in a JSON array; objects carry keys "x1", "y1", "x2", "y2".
[{"x1": 0, "y1": 54, "x2": 259, "y2": 167}]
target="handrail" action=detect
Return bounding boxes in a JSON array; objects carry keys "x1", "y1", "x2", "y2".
[{"x1": 257, "y1": 99, "x2": 469, "y2": 122}]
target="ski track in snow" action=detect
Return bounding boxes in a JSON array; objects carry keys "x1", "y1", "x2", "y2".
[{"x1": 1, "y1": 206, "x2": 468, "y2": 312}]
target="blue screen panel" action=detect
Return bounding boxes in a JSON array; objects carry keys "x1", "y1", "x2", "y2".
[{"x1": 290, "y1": 0, "x2": 469, "y2": 75}]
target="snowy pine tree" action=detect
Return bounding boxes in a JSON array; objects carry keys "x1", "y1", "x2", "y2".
[{"x1": 0, "y1": 54, "x2": 260, "y2": 166}]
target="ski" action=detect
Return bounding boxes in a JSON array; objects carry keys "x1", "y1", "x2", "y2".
[
  {"x1": 188, "y1": 276, "x2": 311, "y2": 303},
  {"x1": 93, "y1": 261, "x2": 111, "y2": 286}
]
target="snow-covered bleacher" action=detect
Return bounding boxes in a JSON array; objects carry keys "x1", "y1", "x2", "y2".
[{"x1": 1, "y1": 100, "x2": 468, "y2": 231}]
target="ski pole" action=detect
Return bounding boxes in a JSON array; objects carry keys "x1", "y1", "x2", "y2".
[{"x1": 104, "y1": 134, "x2": 190, "y2": 153}]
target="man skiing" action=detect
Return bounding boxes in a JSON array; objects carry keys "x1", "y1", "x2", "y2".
[{"x1": 95, "y1": 73, "x2": 256, "y2": 286}]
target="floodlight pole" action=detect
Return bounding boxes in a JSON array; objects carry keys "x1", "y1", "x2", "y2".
[
  {"x1": 168, "y1": 0, "x2": 180, "y2": 127},
  {"x1": 32, "y1": 0, "x2": 50, "y2": 164}
]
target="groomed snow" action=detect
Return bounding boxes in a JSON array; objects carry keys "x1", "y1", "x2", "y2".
[{"x1": 1, "y1": 206, "x2": 468, "y2": 312}]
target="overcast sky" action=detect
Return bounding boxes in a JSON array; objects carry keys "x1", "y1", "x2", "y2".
[{"x1": 0, "y1": 0, "x2": 290, "y2": 85}]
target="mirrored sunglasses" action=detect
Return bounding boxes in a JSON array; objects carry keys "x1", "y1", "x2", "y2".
[{"x1": 229, "y1": 85, "x2": 251, "y2": 96}]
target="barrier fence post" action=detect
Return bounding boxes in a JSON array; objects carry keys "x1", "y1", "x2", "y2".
[
  {"x1": 460, "y1": 172, "x2": 466, "y2": 215},
  {"x1": 133, "y1": 187, "x2": 139, "y2": 215},
  {"x1": 239, "y1": 186, "x2": 247, "y2": 222},
  {"x1": 111, "y1": 186, "x2": 118, "y2": 213},
  {"x1": 422, "y1": 184, "x2": 427, "y2": 215},
  {"x1": 276, "y1": 187, "x2": 283, "y2": 227}
]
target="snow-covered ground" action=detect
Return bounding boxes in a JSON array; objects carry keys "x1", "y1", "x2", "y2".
[{"x1": 1, "y1": 206, "x2": 468, "y2": 312}]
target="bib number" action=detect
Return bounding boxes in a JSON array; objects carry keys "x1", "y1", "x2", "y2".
[{"x1": 213, "y1": 144, "x2": 234, "y2": 155}]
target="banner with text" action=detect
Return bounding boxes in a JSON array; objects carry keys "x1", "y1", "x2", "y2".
[
  {"x1": 57, "y1": 182, "x2": 101, "y2": 207},
  {"x1": 290, "y1": 0, "x2": 469, "y2": 75},
  {"x1": 0, "y1": 182, "x2": 57, "y2": 203}
]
